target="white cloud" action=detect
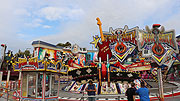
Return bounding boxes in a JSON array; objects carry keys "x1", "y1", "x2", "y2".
[
  {"x1": 38, "y1": 0, "x2": 180, "y2": 49},
  {"x1": 25, "y1": 18, "x2": 43, "y2": 28},
  {"x1": 17, "y1": 33, "x2": 26, "y2": 38},
  {"x1": 14, "y1": 9, "x2": 31, "y2": 16},
  {"x1": 0, "y1": 0, "x2": 33, "y2": 53},
  {"x1": 0, "y1": 0, "x2": 180, "y2": 53},
  {"x1": 162, "y1": 13, "x2": 180, "y2": 36},
  {"x1": 43, "y1": 25, "x2": 52, "y2": 29},
  {"x1": 37, "y1": 6, "x2": 84, "y2": 21}
]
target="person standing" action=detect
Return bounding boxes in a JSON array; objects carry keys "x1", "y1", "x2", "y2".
[
  {"x1": 86, "y1": 80, "x2": 96, "y2": 101},
  {"x1": 174, "y1": 67, "x2": 179, "y2": 80},
  {"x1": 136, "y1": 82, "x2": 150, "y2": 101},
  {"x1": 125, "y1": 82, "x2": 137, "y2": 101}
]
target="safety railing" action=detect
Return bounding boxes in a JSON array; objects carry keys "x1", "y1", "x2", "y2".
[
  {"x1": 79, "y1": 86, "x2": 179, "y2": 101},
  {"x1": 80, "y1": 94, "x2": 125, "y2": 101},
  {"x1": 150, "y1": 86, "x2": 179, "y2": 101},
  {"x1": 0, "y1": 86, "x2": 21, "y2": 101}
]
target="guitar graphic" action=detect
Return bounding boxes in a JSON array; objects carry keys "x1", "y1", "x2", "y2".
[{"x1": 96, "y1": 17, "x2": 112, "y2": 61}]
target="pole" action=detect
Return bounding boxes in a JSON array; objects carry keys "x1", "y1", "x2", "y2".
[
  {"x1": 6, "y1": 71, "x2": 10, "y2": 88},
  {"x1": 5, "y1": 70, "x2": 10, "y2": 100},
  {"x1": 18, "y1": 71, "x2": 21, "y2": 89},
  {"x1": 0, "y1": 72, "x2": 3, "y2": 87},
  {"x1": 99, "y1": 57, "x2": 102, "y2": 86},
  {"x1": 0, "y1": 44, "x2": 6, "y2": 70},
  {"x1": 107, "y1": 54, "x2": 110, "y2": 87},
  {"x1": 158, "y1": 67, "x2": 164, "y2": 101}
]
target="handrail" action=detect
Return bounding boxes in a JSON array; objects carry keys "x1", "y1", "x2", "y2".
[
  {"x1": 78, "y1": 85, "x2": 180, "y2": 101},
  {"x1": 149, "y1": 86, "x2": 178, "y2": 90},
  {"x1": 0, "y1": 86, "x2": 21, "y2": 101},
  {"x1": 0, "y1": 86, "x2": 18, "y2": 91},
  {"x1": 66, "y1": 85, "x2": 179, "y2": 93}
]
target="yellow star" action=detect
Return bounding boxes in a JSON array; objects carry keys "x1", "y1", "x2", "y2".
[{"x1": 90, "y1": 35, "x2": 100, "y2": 48}]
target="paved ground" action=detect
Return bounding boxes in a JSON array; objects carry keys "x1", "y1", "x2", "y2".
[
  {"x1": 59, "y1": 81, "x2": 178, "y2": 98},
  {"x1": 165, "y1": 96, "x2": 180, "y2": 101},
  {"x1": 0, "y1": 98, "x2": 5, "y2": 101},
  {"x1": 59, "y1": 84, "x2": 84, "y2": 98},
  {"x1": 0, "y1": 80, "x2": 180, "y2": 100},
  {"x1": 58, "y1": 80, "x2": 180, "y2": 100},
  {"x1": 148, "y1": 81, "x2": 178, "y2": 93}
]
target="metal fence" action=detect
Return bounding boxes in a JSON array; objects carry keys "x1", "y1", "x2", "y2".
[
  {"x1": 0, "y1": 86, "x2": 21, "y2": 101},
  {"x1": 0, "y1": 84, "x2": 179, "y2": 101},
  {"x1": 79, "y1": 86, "x2": 179, "y2": 101}
]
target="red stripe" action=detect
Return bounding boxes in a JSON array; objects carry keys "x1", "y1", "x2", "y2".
[
  {"x1": 43, "y1": 73, "x2": 45, "y2": 99},
  {"x1": 58, "y1": 92, "x2": 180, "y2": 101}
]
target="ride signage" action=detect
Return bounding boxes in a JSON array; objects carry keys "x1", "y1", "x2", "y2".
[
  {"x1": 103, "y1": 25, "x2": 138, "y2": 62},
  {"x1": 137, "y1": 24, "x2": 179, "y2": 66}
]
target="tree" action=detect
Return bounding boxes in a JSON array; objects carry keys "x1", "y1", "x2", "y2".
[
  {"x1": 14, "y1": 49, "x2": 31, "y2": 57},
  {"x1": 65, "y1": 42, "x2": 71, "y2": 46},
  {"x1": 56, "y1": 43, "x2": 64, "y2": 47},
  {"x1": 24, "y1": 50, "x2": 31, "y2": 56},
  {"x1": 56, "y1": 42, "x2": 71, "y2": 47}
]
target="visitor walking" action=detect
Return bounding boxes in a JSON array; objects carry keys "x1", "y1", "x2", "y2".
[
  {"x1": 86, "y1": 80, "x2": 96, "y2": 101},
  {"x1": 136, "y1": 82, "x2": 150, "y2": 101},
  {"x1": 125, "y1": 82, "x2": 137, "y2": 101}
]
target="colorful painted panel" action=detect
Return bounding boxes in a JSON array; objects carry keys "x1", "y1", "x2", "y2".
[
  {"x1": 74, "y1": 54, "x2": 86, "y2": 66},
  {"x1": 86, "y1": 52, "x2": 98, "y2": 61},
  {"x1": 101, "y1": 82, "x2": 118, "y2": 94},
  {"x1": 91, "y1": 25, "x2": 138, "y2": 62},
  {"x1": 69, "y1": 82, "x2": 81, "y2": 93},
  {"x1": 118, "y1": 83, "x2": 128, "y2": 94},
  {"x1": 137, "y1": 25, "x2": 179, "y2": 66},
  {"x1": 38, "y1": 48, "x2": 55, "y2": 60},
  {"x1": 134, "y1": 79, "x2": 141, "y2": 89},
  {"x1": 13, "y1": 57, "x2": 62, "y2": 73},
  {"x1": 64, "y1": 81, "x2": 75, "y2": 91},
  {"x1": 83, "y1": 84, "x2": 88, "y2": 94},
  {"x1": 128, "y1": 65, "x2": 151, "y2": 71}
]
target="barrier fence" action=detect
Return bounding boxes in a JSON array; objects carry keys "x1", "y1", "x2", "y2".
[
  {"x1": 0, "y1": 84, "x2": 179, "y2": 101},
  {"x1": 0, "y1": 86, "x2": 20, "y2": 101},
  {"x1": 78, "y1": 86, "x2": 179, "y2": 101}
]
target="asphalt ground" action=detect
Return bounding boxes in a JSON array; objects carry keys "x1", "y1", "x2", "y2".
[
  {"x1": 0, "y1": 80, "x2": 179, "y2": 100},
  {"x1": 59, "y1": 81, "x2": 179, "y2": 98}
]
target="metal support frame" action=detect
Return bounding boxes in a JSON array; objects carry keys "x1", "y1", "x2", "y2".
[{"x1": 158, "y1": 67, "x2": 164, "y2": 101}]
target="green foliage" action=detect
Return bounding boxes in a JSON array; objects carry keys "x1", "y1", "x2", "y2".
[
  {"x1": 56, "y1": 42, "x2": 71, "y2": 47},
  {"x1": 14, "y1": 49, "x2": 31, "y2": 57},
  {"x1": 24, "y1": 50, "x2": 31, "y2": 56}
]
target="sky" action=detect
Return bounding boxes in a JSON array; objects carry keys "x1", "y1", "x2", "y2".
[{"x1": 0, "y1": 0, "x2": 180, "y2": 54}]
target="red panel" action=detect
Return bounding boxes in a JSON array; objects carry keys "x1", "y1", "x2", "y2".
[
  {"x1": 101, "y1": 63, "x2": 107, "y2": 80},
  {"x1": 54, "y1": 50, "x2": 57, "y2": 61}
]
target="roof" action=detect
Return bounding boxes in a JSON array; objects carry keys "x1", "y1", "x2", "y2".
[
  {"x1": 32, "y1": 40, "x2": 64, "y2": 49},
  {"x1": 176, "y1": 35, "x2": 180, "y2": 39}
]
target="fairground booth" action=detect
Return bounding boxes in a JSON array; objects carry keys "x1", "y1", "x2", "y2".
[{"x1": 13, "y1": 57, "x2": 62, "y2": 101}]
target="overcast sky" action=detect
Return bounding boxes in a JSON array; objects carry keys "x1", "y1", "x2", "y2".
[{"x1": 0, "y1": 0, "x2": 180, "y2": 54}]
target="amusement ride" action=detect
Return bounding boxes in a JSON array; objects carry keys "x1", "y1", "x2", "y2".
[{"x1": 0, "y1": 18, "x2": 179, "y2": 101}]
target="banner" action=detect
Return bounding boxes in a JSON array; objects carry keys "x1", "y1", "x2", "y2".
[
  {"x1": 101, "y1": 82, "x2": 118, "y2": 94},
  {"x1": 137, "y1": 24, "x2": 179, "y2": 66},
  {"x1": 68, "y1": 67, "x2": 98, "y2": 81},
  {"x1": 91, "y1": 25, "x2": 138, "y2": 62},
  {"x1": 13, "y1": 57, "x2": 63, "y2": 73}
]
